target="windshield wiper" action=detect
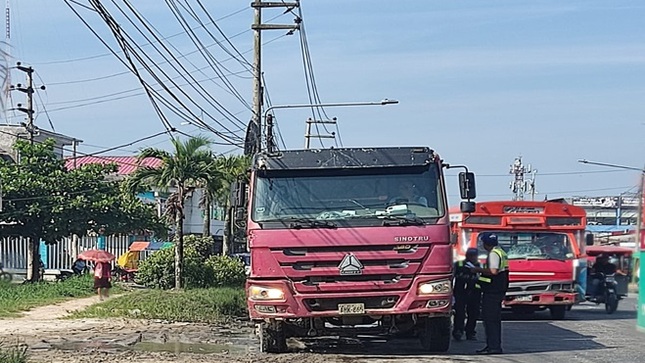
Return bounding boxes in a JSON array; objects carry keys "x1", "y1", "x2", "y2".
[
  {"x1": 287, "y1": 218, "x2": 337, "y2": 229},
  {"x1": 381, "y1": 215, "x2": 425, "y2": 226}
]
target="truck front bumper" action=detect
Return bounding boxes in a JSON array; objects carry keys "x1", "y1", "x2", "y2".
[
  {"x1": 246, "y1": 275, "x2": 453, "y2": 319},
  {"x1": 504, "y1": 291, "x2": 577, "y2": 306}
]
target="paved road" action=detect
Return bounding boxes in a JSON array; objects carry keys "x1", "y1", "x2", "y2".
[{"x1": 291, "y1": 297, "x2": 643, "y2": 362}]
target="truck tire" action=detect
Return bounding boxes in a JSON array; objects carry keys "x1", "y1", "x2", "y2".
[
  {"x1": 418, "y1": 317, "x2": 451, "y2": 352},
  {"x1": 549, "y1": 306, "x2": 566, "y2": 320},
  {"x1": 259, "y1": 320, "x2": 287, "y2": 353}
]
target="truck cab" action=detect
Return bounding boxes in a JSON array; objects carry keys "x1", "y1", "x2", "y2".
[
  {"x1": 238, "y1": 147, "x2": 475, "y2": 352},
  {"x1": 451, "y1": 201, "x2": 587, "y2": 319}
]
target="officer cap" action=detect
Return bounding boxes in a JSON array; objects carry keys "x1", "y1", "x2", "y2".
[
  {"x1": 466, "y1": 248, "x2": 479, "y2": 256},
  {"x1": 480, "y1": 232, "x2": 498, "y2": 246}
]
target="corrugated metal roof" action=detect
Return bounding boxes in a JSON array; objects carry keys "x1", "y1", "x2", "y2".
[{"x1": 65, "y1": 156, "x2": 162, "y2": 175}]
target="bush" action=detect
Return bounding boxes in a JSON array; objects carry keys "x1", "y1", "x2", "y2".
[
  {"x1": 135, "y1": 248, "x2": 176, "y2": 289},
  {"x1": 205, "y1": 255, "x2": 246, "y2": 287},
  {"x1": 183, "y1": 234, "x2": 216, "y2": 259},
  {"x1": 136, "y1": 245, "x2": 245, "y2": 289}
]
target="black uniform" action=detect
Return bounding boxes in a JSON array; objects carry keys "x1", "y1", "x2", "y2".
[
  {"x1": 478, "y1": 246, "x2": 509, "y2": 353},
  {"x1": 453, "y1": 260, "x2": 482, "y2": 339}
]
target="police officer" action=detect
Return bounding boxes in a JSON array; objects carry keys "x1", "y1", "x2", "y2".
[
  {"x1": 452, "y1": 248, "x2": 482, "y2": 341},
  {"x1": 470, "y1": 232, "x2": 509, "y2": 355}
]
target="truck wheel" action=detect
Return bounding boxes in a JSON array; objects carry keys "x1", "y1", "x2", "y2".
[
  {"x1": 418, "y1": 317, "x2": 450, "y2": 352},
  {"x1": 259, "y1": 320, "x2": 287, "y2": 353},
  {"x1": 549, "y1": 306, "x2": 566, "y2": 320}
]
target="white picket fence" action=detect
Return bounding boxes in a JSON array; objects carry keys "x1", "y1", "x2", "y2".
[{"x1": 0, "y1": 235, "x2": 133, "y2": 270}]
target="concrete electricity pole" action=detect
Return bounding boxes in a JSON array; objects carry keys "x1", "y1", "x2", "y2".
[
  {"x1": 250, "y1": 1, "x2": 299, "y2": 153},
  {"x1": 11, "y1": 62, "x2": 45, "y2": 144}
]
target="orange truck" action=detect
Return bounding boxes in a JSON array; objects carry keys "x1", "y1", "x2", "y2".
[{"x1": 450, "y1": 200, "x2": 588, "y2": 319}]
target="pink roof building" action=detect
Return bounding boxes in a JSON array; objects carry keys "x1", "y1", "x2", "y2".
[{"x1": 65, "y1": 156, "x2": 162, "y2": 176}]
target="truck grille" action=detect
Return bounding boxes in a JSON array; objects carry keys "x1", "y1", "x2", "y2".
[
  {"x1": 507, "y1": 281, "x2": 574, "y2": 295},
  {"x1": 271, "y1": 244, "x2": 431, "y2": 293}
]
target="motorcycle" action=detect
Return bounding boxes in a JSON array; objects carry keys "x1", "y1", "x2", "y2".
[
  {"x1": 587, "y1": 273, "x2": 620, "y2": 314},
  {"x1": 0, "y1": 262, "x2": 13, "y2": 282}
]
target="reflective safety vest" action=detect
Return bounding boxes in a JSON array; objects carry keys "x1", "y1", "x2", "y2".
[{"x1": 476, "y1": 247, "x2": 509, "y2": 293}]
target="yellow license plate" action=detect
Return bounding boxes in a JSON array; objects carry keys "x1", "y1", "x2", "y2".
[{"x1": 338, "y1": 303, "x2": 365, "y2": 315}]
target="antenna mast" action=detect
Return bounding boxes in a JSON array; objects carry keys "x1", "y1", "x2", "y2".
[{"x1": 509, "y1": 156, "x2": 538, "y2": 201}]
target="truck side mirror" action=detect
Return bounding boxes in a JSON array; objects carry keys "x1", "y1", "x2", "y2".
[
  {"x1": 460, "y1": 201, "x2": 476, "y2": 213},
  {"x1": 585, "y1": 233, "x2": 594, "y2": 246},
  {"x1": 459, "y1": 172, "x2": 476, "y2": 200},
  {"x1": 230, "y1": 181, "x2": 247, "y2": 208}
]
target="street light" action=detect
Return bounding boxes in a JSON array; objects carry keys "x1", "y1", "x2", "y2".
[
  {"x1": 261, "y1": 99, "x2": 399, "y2": 150},
  {"x1": 578, "y1": 158, "x2": 645, "y2": 331}
]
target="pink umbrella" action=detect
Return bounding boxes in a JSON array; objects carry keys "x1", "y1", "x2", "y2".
[{"x1": 78, "y1": 249, "x2": 115, "y2": 263}]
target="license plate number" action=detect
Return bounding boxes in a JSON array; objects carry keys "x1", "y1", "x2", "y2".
[
  {"x1": 338, "y1": 303, "x2": 365, "y2": 315},
  {"x1": 515, "y1": 295, "x2": 533, "y2": 302}
]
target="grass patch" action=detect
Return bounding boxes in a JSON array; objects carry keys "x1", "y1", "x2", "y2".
[
  {"x1": 0, "y1": 344, "x2": 27, "y2": 363},
  {"x1": 70, "y1": 288, "x2": 247, "y2": 323},
  {"x1": 0, "y1": 275, "x2": 121, "y2": 318}
]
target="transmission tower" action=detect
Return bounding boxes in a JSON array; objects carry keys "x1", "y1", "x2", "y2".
[{"x1": 509, "y1": 156, "x2": 538, "y2": 201}]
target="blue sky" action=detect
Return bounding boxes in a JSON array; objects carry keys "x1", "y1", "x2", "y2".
[{"x1": 5, "y1": 1, "x2": 645, "y2": 202}]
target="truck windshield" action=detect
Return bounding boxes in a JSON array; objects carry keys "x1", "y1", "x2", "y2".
[
  {"x1": 251, "y1": 165, "x2": 444, "y2": 225},
  {"x1": 478, "y1": 232, "x2": 575, "y2": 260}
]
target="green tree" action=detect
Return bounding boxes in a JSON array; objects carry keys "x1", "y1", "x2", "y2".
[
  {"x1": 127, "y1": 136, "x2": 214, "y2": 289},
  {"x1": 198, "y1": 155, "x2": 250, "y2": 240},
  {"x1": 0, "y1": 139, "x2": 165, "y2": 281},
  {"x1": 211, "y1": 155, "x2": 250, "y2": 255}
]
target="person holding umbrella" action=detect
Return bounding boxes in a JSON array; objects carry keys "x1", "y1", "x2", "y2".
[{"x1": 78, "y1": 249, "x2": 115, "y2": 301}]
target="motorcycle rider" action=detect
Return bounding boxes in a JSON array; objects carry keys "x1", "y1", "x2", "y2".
[
  {"x1": 589, "y1": 254, "x2": 617, "y2": 296},
  {"x1": 452, "y1": 248, "x2": 482, "y2": 341}
]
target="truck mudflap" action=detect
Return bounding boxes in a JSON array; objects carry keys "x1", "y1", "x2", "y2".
[
  {"x1": 247, "y1": 275, "x2": 453, "y2": 319},
  {"x1": 504, "y1": 291, "x2": 577, "y2": 306}
]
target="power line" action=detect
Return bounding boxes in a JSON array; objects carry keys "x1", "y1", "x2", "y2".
[
  {"x1": 107, "y1": 0, "x2": 249, "y2": 130},
  {"x1": 79, "y1": 0, "x2": 244, "y2": 144},
  {"x1": 34, "y1": 5, "x2": 249, "y2": 65},
  {"x1": 445, "y1": 169, "x2": 630, "y2": 178}
]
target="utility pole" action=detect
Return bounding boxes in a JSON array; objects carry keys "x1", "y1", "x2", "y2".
[
  {"x1": 510, "y1": 156, "x2": 536, "y2": 201},
  {"x1": 250, "y1": 1, "x2": 299, "y2": 153},
  {"x1": 304, "y1": 117, "x2": 336, "y2": 149},
  {"x1": 72, "y1": 138, "x2": 78, "y2": 168},
  {"x1": 11, "y1": 62, "x2": 44, "y2": 144}
]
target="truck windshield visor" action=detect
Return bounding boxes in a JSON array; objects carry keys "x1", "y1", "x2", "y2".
[
  {"x1": 478, "y1": 232, "x2": 574, "y2": 260},
  {"x1": 251, "y1": 165, "x2": 445, "y2": 224}
]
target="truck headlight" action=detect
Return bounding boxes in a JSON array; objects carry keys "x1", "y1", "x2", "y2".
[
  {"x1": 248, "y1": 285, "x2": 285, "y2": 301},
  {"x1": 418, "y1": 279, "x2": 452, "y2": 295}
]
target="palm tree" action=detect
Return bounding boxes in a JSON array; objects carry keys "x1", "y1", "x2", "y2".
[
  {"x1": 216, "y1": 155, "x2": 251, "y2": 255},
  {"x1": 196, "y1": 155, "x2": 250, "y2": 255},
  {"x1": 127, "y1": 135, "x2": 214, "y2": 289}
]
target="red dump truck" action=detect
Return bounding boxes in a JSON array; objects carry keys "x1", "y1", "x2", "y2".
[{"x1": 231, "y1": 147, "x2": 476, "y2": 352}]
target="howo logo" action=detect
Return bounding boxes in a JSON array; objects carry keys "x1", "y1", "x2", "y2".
[
  {"x1": 338, "y1": 254, "x2": 364, "y2": 275},
  {"x1": 394, "y1": 236, "x2": 429, "y2": 242}
]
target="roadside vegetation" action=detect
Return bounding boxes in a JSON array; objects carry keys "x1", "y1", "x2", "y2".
[
  {"x1": 0, "y1": 275, "x2": 121, "y2": 318},
  {"x1": 72, "y1": 235, "x2": 248, "y2": 323},
  {"x1": 70, "y1": 288, "x2": 246, "y2": 323},
  {"x1": 135, "y1": 235, "x2": 246, "y2": 290},
  {"x1": 0, "y1": 344, "x2": 27, "y2": 363}
]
